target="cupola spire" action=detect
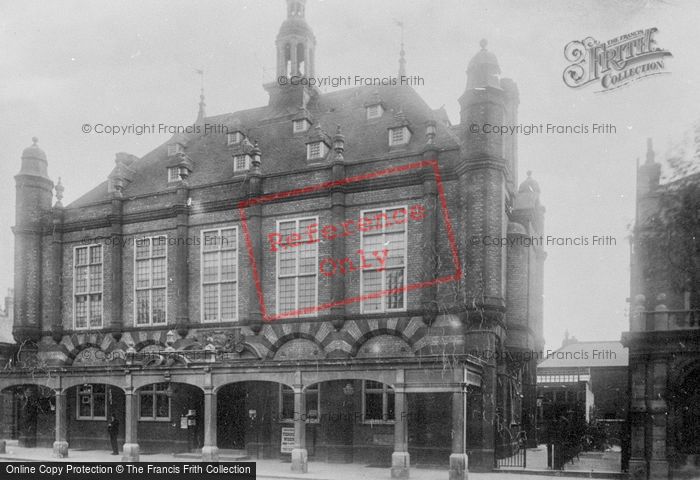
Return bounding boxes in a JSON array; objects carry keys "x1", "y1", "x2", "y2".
[
  {"x1": 276, "y1": 0, "x2": 316, "y2": 78},
  {"x1": 395, "y1": 20, "x2": 406, "y2": 77},
  {"x1": 195, "y1": 69, "x2": 206, "y2": 124}
]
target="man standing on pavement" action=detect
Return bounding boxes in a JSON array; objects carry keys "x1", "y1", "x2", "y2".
[{"x1": 107, "y1": 414, "x2": 120, "y2": 455}]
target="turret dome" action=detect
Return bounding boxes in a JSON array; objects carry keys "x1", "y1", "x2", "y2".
[{"x1": 466, "y1": 39, "x2": 501, "y2": 89}]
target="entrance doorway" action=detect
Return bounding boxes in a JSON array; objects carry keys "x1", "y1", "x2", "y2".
[{"x1": 217, "y1": 384, "x2": 247, "y2": 449}]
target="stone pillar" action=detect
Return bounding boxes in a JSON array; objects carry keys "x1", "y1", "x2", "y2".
[
  {"x1": 449, "y1": 388, "x2": 468, "y2": 480},
  {"x1": 122, "y1": 390, "x2": 139, "y2": 462},
  {"x1": 47, "y1": 207, "x2": 64, "y2": 345},
  {"x1": 291, "y1": 386, "x2": 307, "y2": 473},
  {"x1": 52, "y1": 389, "x2": 68, "y2": 457},
  {"x1": 330, "y1": 159, "x2": 346, "y2": 329},
  {"x1": 421, "y1": 171, "x2": 438, "y2": 324},
  {"x1": 245, "y1": 162, "x2": 263, "y2": 332},
  {"x1": 245, "y1": 203, "x2": 263, "y2": 331},
  {"x1": 628, "y1": 361, "x2": 648, "y2": 480},
  {"x1": 464, "y1": 332, "x2": 497, "y2": 471},
  {"x1": 108, "y1": 196, "x2": 123, "y2": 338},
  {"x1": 174, "y1": 186, "x2": 190, "y2": 336},
  {"x1": 202, "y1": 389, "x2": 219, "y2": 461},
  {"x1": 648, "y1": 360, "x2": 669, "y2": 479},
  {"x1": 391, "y1": 386, "x2": 410, "y2": 478},
  {"x1": 290, "y1": 42, "x2": 298, "y2": 76},
  {"x1": 631, "y1": 295, "x2": 647, "y2": 332}
]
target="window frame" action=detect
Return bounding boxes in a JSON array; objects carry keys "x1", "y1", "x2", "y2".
[
  {"x1": 362, "y1": 380, "x2": 395, "y2": 424},
  {"x1": 167, "y1": 167, "x2": 181, "y2": 183},
  {"x1": 366, "y1": 104, "x2": 383, "y2": 120},
  {"x1": 76, "y1": 384, "x2": 107, "y2": 421},
  {"x1": 73, "y1": 244, "x2": 103, "y2": 330},
  {"x1": 388, "y1": 126, "x2": 411, "y2": 146},
  {"x1": 279, "y1": 384, "x2": 320, "y2": 424},
  {"x1": 293, "y1": 119, "x2": 311, "y2": 133},
  {"x1": 306, "y1": 141, "x2": 327, "y2": 161},
  {"x1": 233, "y1": 154, "x2": 251, "y2": 173},
  {"x1": 275, "y1": 217, "x2": 319, "y2": 318},
  {"x1": 200, "y1": 226, "x2": 239, "y2": 323},
  {"x1": 359, "y1": 206, "x2": 408, "y2": 314},
  {"x1": 138, "y1": 383, "x2": 171, "y2": 422},
  {"x1": 134, "y1": 236, "x2": 168, "y2": 326},
  {"x1": 227, "y1": 131, "x2": 244, "y2": 146}
]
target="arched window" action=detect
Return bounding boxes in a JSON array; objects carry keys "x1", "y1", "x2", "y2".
[{"x1": 296, "y1": 43, "x2": 306, "y2": 76}]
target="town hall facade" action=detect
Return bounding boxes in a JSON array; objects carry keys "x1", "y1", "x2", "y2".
[{"x1": 1, "y1": 1, "x2": 545, "y2": 477}]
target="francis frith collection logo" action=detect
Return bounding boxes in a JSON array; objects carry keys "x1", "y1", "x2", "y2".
[{"x1": 563, "y1": 27, "x2": 672, "y2": 92}]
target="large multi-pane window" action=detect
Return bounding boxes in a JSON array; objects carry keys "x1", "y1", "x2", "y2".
[
  {"x1": 139, "y1": 383, "x2": 170, "y2": 421},
  {"x1": 360, "y1": 207, "x2": 407, "y2": 313},
  {"x1": 201, "y1": 227, "x2": 238, "y2": 322},
  {"x1": 276, "y1": 217, "x2": 318, "y2": 316},
  {"x1": 363, "y1": 381, "x2": 395, "y2": 423},
  {"x1": 77, "y1": 384, "x2": 107, "y2": 420},
  {"x1": 135, "y1": 236, "x2": 167, "y2": 325},
  {"x1": 279, "y1": 384, "x2": 320, "y2": 423},
  {"x1": 74, "y1": 245, "x2": 103, "y2": 329}
]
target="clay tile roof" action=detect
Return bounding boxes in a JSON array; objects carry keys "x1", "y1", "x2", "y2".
[{"x1": 68, "y1": 84, "x2": 458, "y2": 208}]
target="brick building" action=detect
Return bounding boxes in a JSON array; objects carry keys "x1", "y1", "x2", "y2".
[
  {"x1": 622, "y1": 139, "x2": 700, "y2": 480},
  {"x1": 0, "y1": 1, "x2": 545, "y2": 477}
]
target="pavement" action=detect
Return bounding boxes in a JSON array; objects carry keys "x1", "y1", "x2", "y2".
[{"x1": 0, "y1": 443, "x2": 624, "y2": 480}]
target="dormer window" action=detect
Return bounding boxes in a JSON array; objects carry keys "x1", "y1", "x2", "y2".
[
  {"x1": 167, "y1": 144, "x2": 184, "y2": 156},
  {"x1": 306, "y1": 141, "x2": 328, "y2": 161},
  {"x1": 389, "y1": 127, "x2": 411, "y2": 146},
  {"x1": 233, "y1": 154, "x2": 251, "y2": 173},
  {"x1": 293, "y1": 119, "x2": 311, "y2": 133},
  {"x1": 366, "y1": 104, "x2": 383, "y2": 120},
  {"x1": 167, "y1": 167, "x2": 181, "y2": 183},
  {"x1": 227, "y1": 131, "x2": 244, "y2": 146}
]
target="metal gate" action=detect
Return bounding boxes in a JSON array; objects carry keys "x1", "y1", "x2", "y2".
[
  {"x1": 495, "y1": 430, "x2": 527, "y2": 468},
  {"x1": 496, "y1": 445, "x2": 527, "y2": 468}
]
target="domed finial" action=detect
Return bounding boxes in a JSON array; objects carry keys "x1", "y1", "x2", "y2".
[
  {"x1": 467, "y1": 39, "x2": 500, "y2": 89},
  {"x1": 32, "y1": 136, "x2": 39, "y2": 146}
]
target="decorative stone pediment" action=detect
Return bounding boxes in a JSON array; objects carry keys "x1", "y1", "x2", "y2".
[
  {"x1": 203, "y1": 329, "x2": 245, "y2": 353},
  {"x1": 274, "y1": 338, "x2": 324, "y2": 360},
  {"x1": 356, "y1": 335, "x2": 412, "y2": 358}
]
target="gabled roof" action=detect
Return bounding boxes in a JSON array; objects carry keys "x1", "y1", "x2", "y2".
[
  {"x1": 68, "y1": 84, "x2": 459, "y2": 208},
  {"x1": 538, "y1": 341, "x2": 629, "y2": 369}
]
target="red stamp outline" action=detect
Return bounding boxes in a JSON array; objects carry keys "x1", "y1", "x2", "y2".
[{"x1": 238, "y1": 159, "x2": 461, "y2": 321}]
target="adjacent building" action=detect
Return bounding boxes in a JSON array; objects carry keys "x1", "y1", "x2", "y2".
[
  {"x1": 622, "y1": 139, "x2": 700, "y2": 480},
  {"x1": 0, "y1": 1, "x2": 545, "y2": 477},
  {"x1": 536, "y1": 337, "x2": 628, "y2": 453}
]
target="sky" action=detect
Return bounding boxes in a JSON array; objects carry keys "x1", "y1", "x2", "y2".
[{"x1": 0, "y1": 0, "x2": 698, "y2": 351}]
